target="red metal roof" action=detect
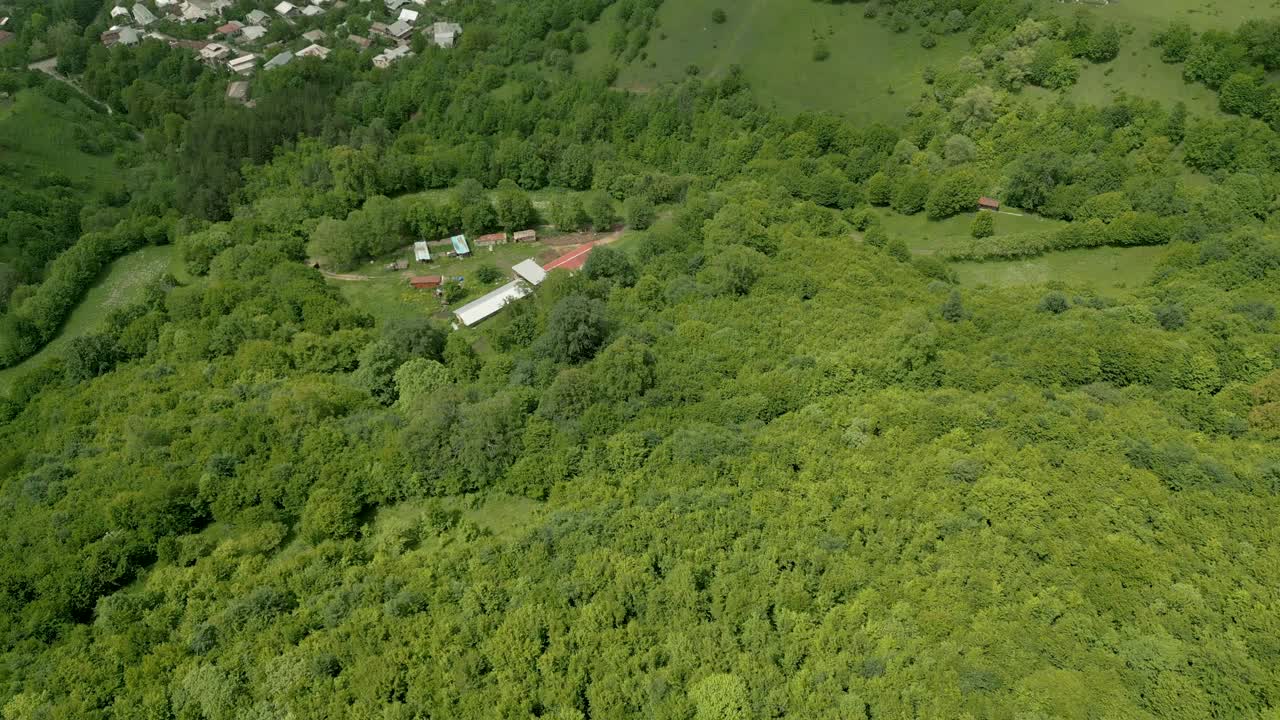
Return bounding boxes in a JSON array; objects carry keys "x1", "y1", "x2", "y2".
[
  {"x1": 475, "y1": 232, "x2": 506, "y2": 244},
  {"x1": 543, "y1": 242, "x2": 598, "y2": 272},
  {"x1": 409, "y1": 275, "x2": 442, "y2": 288},
  {"x1": 978, "y1": 197, "x2": 1000, "y2": 208}
]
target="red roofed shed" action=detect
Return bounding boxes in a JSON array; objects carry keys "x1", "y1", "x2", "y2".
[
  {"x1": 409, "y1": 275, "x2": 443, "y2": 289},
  {"x1": 978, "y1": 197, "x2": 1000, "y2": 211}
]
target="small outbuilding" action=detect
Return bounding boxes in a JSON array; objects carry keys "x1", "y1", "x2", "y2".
[
  {"x1": 409, "y1": 275, "x2": 442, "y2": 289},
  {"x1": 450, "y1": 234, "x2": 470, "y2": 256},
  {"x1": 512, "y1": 259, "x2": 547, "y2": 286},
  {"x1": 414, "y1": 241, "x2": 431, "y2": 262},
  {"x1": 978, "y1": 197, "x2": 1000, "y2": 212},
  {"x1": 513, "y1": 229, "x2": 537, "y2": 243},
  {"x1": 475, "y1": 232, "x2": 506, "y2": 249}
]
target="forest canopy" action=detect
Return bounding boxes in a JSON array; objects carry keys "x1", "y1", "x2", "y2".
[{"x1": 0, "y1": 0, "x2": 1278, "y2": 718}]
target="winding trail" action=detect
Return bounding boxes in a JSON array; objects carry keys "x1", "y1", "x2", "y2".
[{"x1": 27, "y1": 57, "x2": 115, "y2": 116}]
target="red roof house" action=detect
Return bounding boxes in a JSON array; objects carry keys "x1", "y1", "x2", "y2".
[
  {"x1": 978, "y1": 197, "x2": 1000, "y2": 211},
  {"x1": 409, "y1": 275, "x2": 443, "y2": 289},
  {"x1": 475, "y1": 232, "x2": 507, "y2": 247}
]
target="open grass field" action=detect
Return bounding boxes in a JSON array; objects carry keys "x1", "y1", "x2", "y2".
[
  {"x1": 0, "y1": 89, "x2": 122, "y2": 192},
  {"x1": 874, "y1": 208, "x2": 1069, "y2": 255},
  {"x1": 952, "y1": 244, "x2": 1169, "y2": 291},
  {"x1": 1043, "y1": 0, "x2": 1273, "y2": 33},
  {"x1": 1044, "y1": 0, "x2": 1272, "y2": 117},
  {"x1": 587, "y1": 0, "x2": 969, "y2": 125},
  {"x1": 0, "y1": 245, "x2": 179, "y2": 389}
]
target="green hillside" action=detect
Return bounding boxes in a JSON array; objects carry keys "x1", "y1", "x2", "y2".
[
  {"x1": 3, "y1": 0, "x2": 1280, "y2": 718},
  {"x1": 589, "y1": 0, "x2": 970, "y2": 124}
]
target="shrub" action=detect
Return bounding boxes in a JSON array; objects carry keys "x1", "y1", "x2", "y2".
[
  {"x1": 813, "y1": 41, "x2": 830, "y2": 62},
  {"x1": 1039, "y1": 292, "x2": 1069, "y2": 314},
  {"x1": 971, "y1": 212, "x2": 994, "y2": 238},
  {"x1": 711, "y1": 8, "x2": 726, "y2": 24}
]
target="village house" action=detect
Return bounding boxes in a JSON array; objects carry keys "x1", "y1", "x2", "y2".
[
  {"x1": 180, "y1": 1, "x2": 209, "y2": 22},
  {"x1": 216, "y1": 20, "x2": 242, "y2": 36},
  {"x1": 414, "y1": 241, "x2": 431, "y2": 262},
  {"x1": 245, "y1": 9, "x2": 270, "y2": 25},
  {"x1": 240, "y1": 25, "x2": 268, "y2": 42},
  {"x1": 227, "y1": 53, "x2": 257, "y2": 74},
  {"x1": 101, "y1": 26, "x2": 142, "y2": 47},
  {"x1": 200, "y1": 42, "x2": 231, "y2": 62},
  {"x1": 274, "y1": 1, "x2": 298, "y2": 18},
  {"x1": 513, "y1": 229, "x2": 537, "y2": 243},
  {"x1": 398, "y1": 8, "x2": 419, "y2": 24},
  {"x1": 384, "y1": 0, "x2": 407, "y2": 10},
  {"x1": 301, "y1": 4, "x2": 323, "y2": 17},
  {"x1": 373, "y1": 44, "x2": 412, "y2": 68},
  {"x1": 111, "y1": 6, "x2": 131, "y2": 19},
  {"x1": 132, "y1": 4, "x2": 158, "y2": 26},
  {"x1": 302, "y1": 29, "x2": 326, "y2": 43},
  {"x1": 263, "y1": 49, "x2": 293, "y2": 69},
  {"x1": 978, "y1": 197, "x2": 1000, "y2": 212},
  {"x1": 386, "y1": 19, "x2": 413, "y2": 40},
  {"x1": 450, "y1": 234, "x2": 471, "y2": 256},
  {"x1": 349, "y1": 34, "x2": 372, "y2": 50},
  {"x1": 296, "y1": 43, "x2": 330, "y2": 59},
  {"x1": 429, "y1": 21, "x2": 461, "y2": 48}
]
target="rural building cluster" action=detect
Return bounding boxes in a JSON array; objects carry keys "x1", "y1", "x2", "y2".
[{"x1": 393, "y1": 228, "x2": 600, "y2": 328}]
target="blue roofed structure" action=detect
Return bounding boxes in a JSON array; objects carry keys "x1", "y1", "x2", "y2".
[{"x1": 451, "y1": 234, "x2": 470, "y2": 255}]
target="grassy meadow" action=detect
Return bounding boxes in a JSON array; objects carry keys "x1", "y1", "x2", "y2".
[
  {"x1": 589, "y1": 0, "x2": 969, "y2": 124},
  {"x1": 875, "y1": 208, "x2": 1069, "y2": 255},
  {"x1": 953, "y1": 244, "x2": 1169, "y2": 292},
  {"x1": 0, "y1": 89, "x2": 122, "y2": 192},
  {"x1": 0, "y1": 245, "x2": 179, "y2": 389}
]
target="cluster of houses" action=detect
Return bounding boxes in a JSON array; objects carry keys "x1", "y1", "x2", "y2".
[{"x1": 98, "y1": 0, "x2": 463, "y2": 90}]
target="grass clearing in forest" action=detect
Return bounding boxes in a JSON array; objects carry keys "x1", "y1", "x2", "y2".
[
  {"x1": 0, "y1": 245, "x2": 178, "y2": 389},
  {"x1": 953, "y1": 244, "x2": 1169, "y2": 291},
  {"x1": 0, "y1": 89, "x2": 122, "y2": 192},
  {"x1": 590, "y1": 0, "x2": 968, "y2": 124},
  {"x1": 875, "y1": 208, "x2": 1068, "y2": 255}
]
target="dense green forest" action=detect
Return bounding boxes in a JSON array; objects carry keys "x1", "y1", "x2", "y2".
[{"x1": 1, "y1": 0, "x2": 1279, "y2": 717}]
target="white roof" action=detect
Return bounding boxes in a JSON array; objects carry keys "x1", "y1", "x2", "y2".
[
  {"x1": 111, "y1": 6, "x2": 130, "y2": 17},
  {"x1": 302, "y1": 29, "x2": 325, "y2": 41},
  {"x1": 245, "y1": 9, "x2": 269, "y2": 22},
  {"x1": 274, "y1": 1, "x2": 295, "y2": 15},
  {"x1": 384, "y1": 0, "x2": 407, "y2": 8},
  {"x1": 414, "y1": 241, "x2": 430, "y2": 261},
  {"x1": 454, "y1": 281, "x2": 531, "y2": 327},
  {"x1": 387, "y1": 19, "x2": 412, "y2": 37},
  {"x1": 240, "y1": 25, "x2": 267, "y2": 40},
  {"x1": 301, "y1": 4, "x2": 322, "y2": 15},
  {"x1": 511, "y1": 259, "x2": 546, "y2": 286},
  {"x1": 398, "y1": 8, "x2": 418, "y2": 23},
  {"x1": 228, "y1": 53, "x2": 257, "y2": 68},
  {"x1": 297, "y1": 43, "x2": 329, "y2": 58},
  {"x1": 132, "y1": 4, "x2": 157, "y2": 25},
  {"x1": 117, "y1": 27, "x2": 142, "y2": 44}
]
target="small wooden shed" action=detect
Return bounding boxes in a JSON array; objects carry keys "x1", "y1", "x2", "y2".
[
  {"x1": 409, "y1": 275, "x2": 443, "y2": 289},
  {"x1": 978, "y1": 197, "x2": 1000, "y2": 212}
]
